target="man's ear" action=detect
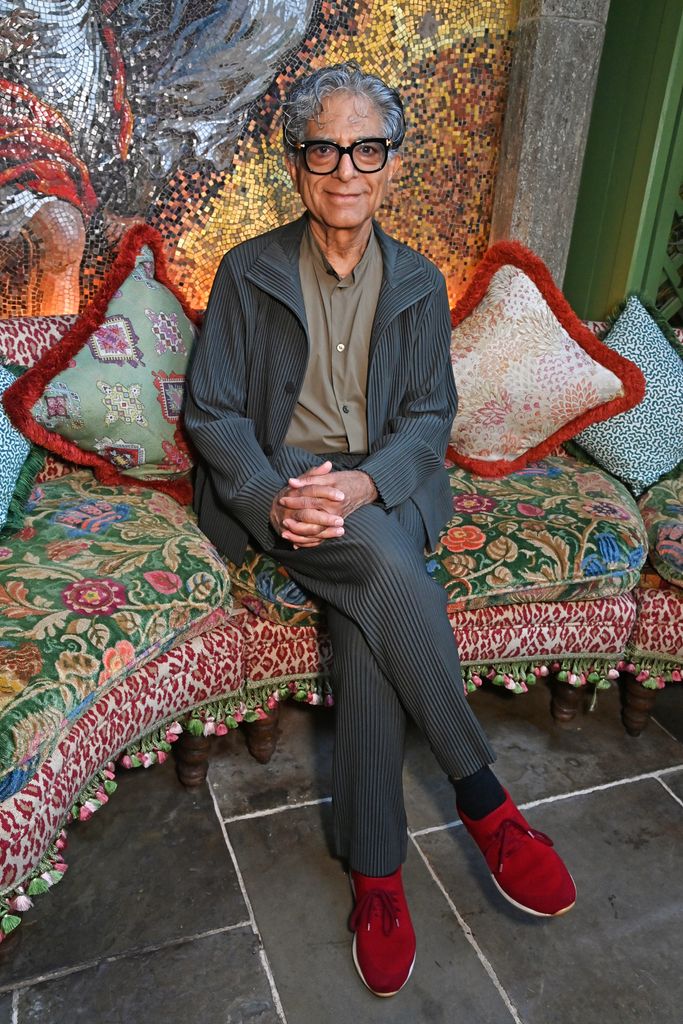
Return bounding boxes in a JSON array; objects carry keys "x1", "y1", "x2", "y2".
[{"x1": 387, "y1": 153, "x2": 403, "y2": 183}]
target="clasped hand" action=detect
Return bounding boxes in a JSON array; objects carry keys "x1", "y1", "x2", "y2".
[{"x1": 269, "y1": 461, "x2": 378, "y2": 548}]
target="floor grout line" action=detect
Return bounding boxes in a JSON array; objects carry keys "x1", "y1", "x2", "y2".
[
  {"x1": 410, "y1": 834, "x2": 524, "y2": 1024},
  {"x1": 650, "y1": 716, "x2": 682, "y2": 745},
  {"x1": 409, "y1": 764, "x2": 683, "y2": 838},
  {"x1": 0, "y1": 923, "x2": 252, "y2": 995},
  {"x1": 207, "y1": 779, "x2": 288, "y2": 1024},
  {"x1": 11, "y1": 989, "x2": 18, "y2": 1024},
  {"x1": 655, "y1": 776, "x2": 683, "y2": 810},
  {"x1": 223, "y1": 796, "x2": 332, "y2": 824}
]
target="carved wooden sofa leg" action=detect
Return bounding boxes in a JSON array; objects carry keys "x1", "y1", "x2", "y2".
[
  {"x1": 550, "y1": 674, "x2": 583, "y2": 725},
  {"x1": 621, "y1": 672, "x2": 658, "y2": 736},
  {"x1": 174, "y1": 731, "x2": 212, "y2": 786},
  {"x1": 244, "y1": 703, "x2": 281, "y2": 764}
]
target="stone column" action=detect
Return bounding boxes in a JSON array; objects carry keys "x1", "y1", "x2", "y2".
[{"x1": 490, "y1": 0, "x2": 611, "y2": 283}]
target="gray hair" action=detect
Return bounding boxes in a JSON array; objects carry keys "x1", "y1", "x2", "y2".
[{"x1": 282, "y1": 61, "x2": 406, "y2": 157}]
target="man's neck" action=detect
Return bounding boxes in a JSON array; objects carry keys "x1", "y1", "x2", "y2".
[{"x1": 307, "y1": 218, "x2": 374, "y2": 279}]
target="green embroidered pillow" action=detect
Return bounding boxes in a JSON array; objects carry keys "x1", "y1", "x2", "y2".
[{"x1": 2, "y1": 225, "x2": 199, "y2": 504}]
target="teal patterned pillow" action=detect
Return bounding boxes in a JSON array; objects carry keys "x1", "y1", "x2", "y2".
[
  {"x1": 575, "y1": 297, "x2": 683, "y2": 496},
  {"x1": 0, "y1": 365, "x2": 31, "y2": 532}
]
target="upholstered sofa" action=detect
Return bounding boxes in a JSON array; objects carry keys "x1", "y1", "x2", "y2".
[{"x1": 0, "y1": 239, "x2": 681, "y2": 943}]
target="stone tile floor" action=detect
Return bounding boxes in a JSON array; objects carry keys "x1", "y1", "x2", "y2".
[{"x1": 1, "y1": 680, "x2": 682, "y2": 1024}]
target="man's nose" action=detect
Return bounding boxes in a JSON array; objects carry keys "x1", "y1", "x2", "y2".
[{"x1": 334, "y1": 152, "x2": 357, "y2": 180}]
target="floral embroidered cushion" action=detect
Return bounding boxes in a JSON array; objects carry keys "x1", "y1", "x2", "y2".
[
  {"x1": 227, "y1": 455, "x2": 646, "y2": 626},
  {"x1": 2, "y1": 226, "x2": 200, "y2": 505},
  {"x1": 574, "y1": 297, "x2": 683, "y2": 496},
  {"x1": 0, "y1": 472, "x2": 232, "y2": 801},
  {"x1": 448, "y1": 242, "x2": 646, "y2": 477},
  {"x1": 637, "y1": 468, "x2": 683, "y2": 588}
]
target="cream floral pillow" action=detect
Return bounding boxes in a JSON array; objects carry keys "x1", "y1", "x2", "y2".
[{"x1": 448, "y1": 243, "x2": 646, "y2": 477}]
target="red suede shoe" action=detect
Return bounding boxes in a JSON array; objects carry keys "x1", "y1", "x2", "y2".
[
  {"x1": 349, "y1": 867, "x2": 416, "y2": 997},
  {"x1": 458, "y1": 792, "x2": 576, "y2": 917}
]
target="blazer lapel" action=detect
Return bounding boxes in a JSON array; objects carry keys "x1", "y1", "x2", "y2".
[
  {"x1": 370, "y1": 221, "x2": 435, "y2": 359},
  {"x1": 244, "y1": 216, "x2": 309, "y2": 329}
]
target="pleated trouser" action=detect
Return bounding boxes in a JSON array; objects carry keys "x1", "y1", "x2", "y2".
[{"x1": 265, "y1": 451, "x2": 497, "y2": 876}]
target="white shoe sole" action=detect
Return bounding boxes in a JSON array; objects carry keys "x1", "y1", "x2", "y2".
[
  {"x1": 492, "y1": 873, "x2": 577, "y2": 917},
  {"x1": 352, "y1": 933, "x2": 416, "y2": 997}
]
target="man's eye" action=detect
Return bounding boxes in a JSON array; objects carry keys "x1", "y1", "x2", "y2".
[{"x1": 310, "y1": 144, "x2": 332, "y2": 155}]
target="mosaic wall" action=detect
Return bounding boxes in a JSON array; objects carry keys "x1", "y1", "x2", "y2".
[{"x1": 0, "y1": 0, "x2": 519, "y2": 316}]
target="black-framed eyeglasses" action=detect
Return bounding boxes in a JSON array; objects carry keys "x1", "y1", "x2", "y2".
[{"x1": 294, "y1": 138, "x2": 393, "y2": 175}]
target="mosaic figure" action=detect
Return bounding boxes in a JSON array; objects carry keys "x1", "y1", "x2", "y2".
[{"x1": 0, "y1": 0, "x2": 314, "y2": 314}]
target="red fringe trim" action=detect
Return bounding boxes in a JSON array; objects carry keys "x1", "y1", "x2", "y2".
[
  {"x1": 2, "y1": 223, "x2": 200, "y2": 505},
  {"x1": 448, "y1": 240, "x2": 647, "y2": 477}
]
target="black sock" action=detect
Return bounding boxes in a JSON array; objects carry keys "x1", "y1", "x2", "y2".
[{"x1": 453, "y1": 766, "x2": 505, "y2": 820}]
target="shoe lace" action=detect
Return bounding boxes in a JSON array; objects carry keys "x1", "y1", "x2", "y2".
[
  {"x1": 350, "y1": 888, "x2": 401, "y2": 936},
  {"x1": 486, "y1": 818, "x2": 554, "y2": 874}
]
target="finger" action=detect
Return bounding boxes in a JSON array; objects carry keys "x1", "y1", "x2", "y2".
[
  {"x1": 282, "y1": 510, "x2": 344, "y2": 527},
  {"x1": 283, "y1": 526, "x2": 343, "y2": 544},
  {"x1": 288, "y1": 461, "x2": 333, "y2": 487},
  {"x1": 280, "y1": 484, "x2": 345, "y2": 501},
  {"x1": 279, "y1": 493, "x2": 344, "y2": 510},
  {"x1": 282, "y1": 517, "x2": 344, "y2": 536}
]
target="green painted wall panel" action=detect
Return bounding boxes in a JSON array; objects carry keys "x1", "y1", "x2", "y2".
[{"x1": 563, "y1": 0, "x2": 683, "y2": 319}]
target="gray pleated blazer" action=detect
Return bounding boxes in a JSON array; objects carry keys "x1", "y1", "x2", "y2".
[{"x1": 184, "y1": 215, "x2": 457, "y2": 565}]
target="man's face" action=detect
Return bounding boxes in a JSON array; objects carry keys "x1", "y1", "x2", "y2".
[{"x1": 286, "y1": 90, "x2": 401, "y2": 233}]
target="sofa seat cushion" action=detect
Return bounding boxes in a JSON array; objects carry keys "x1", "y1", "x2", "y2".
[
  {"x1": 430, "y1": 454, "x2": 646, "y2": 609},
  {"x1": 0, "y1": 621, "x2": 242, "y2": 890},
  {"x1": 227, "y1": 455, "x2": 646, "y2": 626},
  {"x1": 637, "y1": 469, "x2": 682, "y2": 588},
  {"x1": 0, "y1": 472, "x2": 232, "y2": 799}
]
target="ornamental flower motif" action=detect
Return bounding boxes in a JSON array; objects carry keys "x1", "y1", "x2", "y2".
[
  {"x1": 147, "y1": 491, "x2": 187, "y2": 526},
  {"x1": 581, "y1": 532, "x2": 644, "y2": 577},
  {"x1": 45, "y1": 540, "x2": 90, "y2": 561},
  {"x1": 657, "y1": 522, "x2": 683, "y2": 570},
  {"x1": 98, "y1": 640, "x2": 137, "y2": 686},
  {"x1": 0, "y1": 643, "x2": 43, "y2": 683},
  {"x1": 0, "y1": 547, "x2": 12, "y2": 560},
  {"x1": 0, "y1": 673, "x2": 24, "y2": 708},
  {"x1": 255, "y1": 569, "x2": 308, "y2": 606},
  {"x1": 441, "y1": 525, "x2": 487, "y2": 553},
  {"x1": 53, "y1": 500, "x2": 131, "y2": 537},
  {"x1": 55, "y1": 650, "x2": 100, "y2": 687},
  {"x1": 61, "y1": 578, "x2": 128, "y2": 616},
  {"x1": 582, "y1": 499, "x2": 631, "y2": 521},
  {"x1": 452, "y1": 494, "x2": 498, "y2": 514},
  {"x1": 144, "y1": 570, "x2": 183, "y2": 594},
  {"x1": 516, "y1": 502, "x2": 544, "y2": 517}
]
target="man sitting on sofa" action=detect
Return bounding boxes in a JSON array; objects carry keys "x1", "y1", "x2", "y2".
[{"x1": 185, "y1": 61, "x2": 576, "y2": 998}]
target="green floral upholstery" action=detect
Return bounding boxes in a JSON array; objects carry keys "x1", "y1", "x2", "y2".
[
  {"x1": 638, "y1": 467, "x2": 683, "y2": 588},
  {"x1": 0, "y1": 472, "x2": 232, "y2": 798},
  {"x1": 228, "y1": 455, "x2": 647, "y2": 625}
]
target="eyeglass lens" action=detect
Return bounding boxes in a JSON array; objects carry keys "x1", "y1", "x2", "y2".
[{"x1": 304, "y1": 140, "x2": 388, "y2": 174}]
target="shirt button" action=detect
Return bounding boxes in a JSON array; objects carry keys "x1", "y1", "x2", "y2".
[
  {"x1": 336, "y1": 343, "x2": 345, "y2": 352},
  {"x1": 284, "y1": 381, "x2": 296, "y2": 394},
  {"x1": 342, "y1": 404, "x2": 350, "y2": 414}
]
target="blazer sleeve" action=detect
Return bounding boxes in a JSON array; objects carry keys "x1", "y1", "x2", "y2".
[
  {"x1": 359, "y1": 273, "x2": 457, "y2": 509},
  {"x1": 184, "y1": 254, "x2": 284, "y2": 551}
]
